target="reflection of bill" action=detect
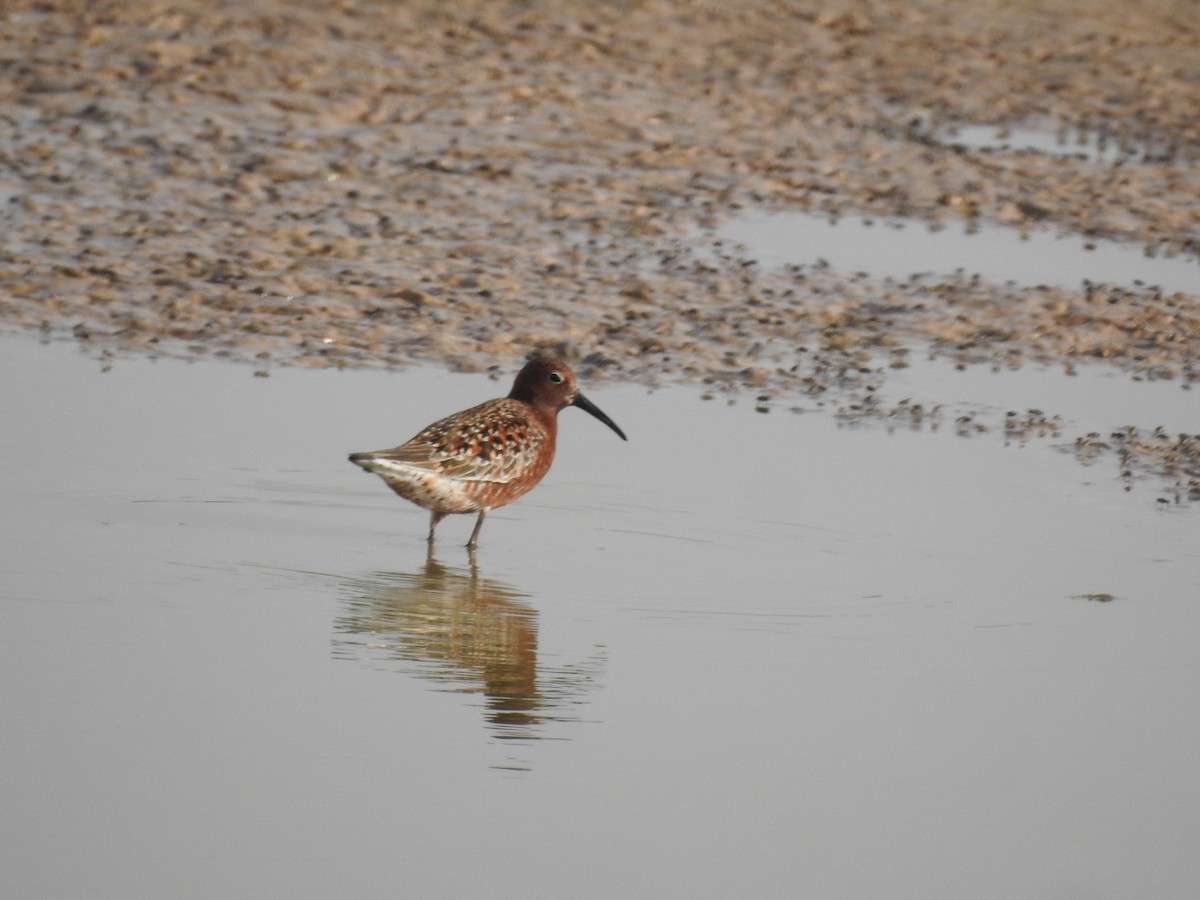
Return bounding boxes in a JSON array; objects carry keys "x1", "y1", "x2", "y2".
[{"x1": 335, "y1": 554, "x2": 603, "y2": 744}]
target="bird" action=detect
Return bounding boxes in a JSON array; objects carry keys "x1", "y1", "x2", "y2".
[{"x1": 349, "y1": 355, "x2": 627, "y2": 548}]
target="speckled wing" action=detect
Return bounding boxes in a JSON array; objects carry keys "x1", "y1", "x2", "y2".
[{"x1": 370, "y1": 399, "x2": 545, "y2": 485}]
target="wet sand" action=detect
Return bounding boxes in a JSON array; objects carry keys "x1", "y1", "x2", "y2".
[{"x1": 1, "y1": 0, "x2": 1197, "y2": 479}]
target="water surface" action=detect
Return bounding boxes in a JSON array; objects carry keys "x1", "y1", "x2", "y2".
[
  {"x1": 717, "y1": 211, "x2": 1199, "y2": 295},
  {"x1": 2, "y1": 335, "x2": 1197, "y2": 899}
]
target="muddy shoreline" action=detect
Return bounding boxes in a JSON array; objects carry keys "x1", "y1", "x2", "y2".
[{"x1": 2, "y1": 0, "x2": 1198, "y2": 484}]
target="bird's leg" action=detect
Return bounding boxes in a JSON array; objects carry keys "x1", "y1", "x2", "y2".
[
  {"x1": 466, "y1": 509, "x2": 487, "y2": 549},
  {"x1": 427, "y1": 511, "x2": 446, "y2": 543}
]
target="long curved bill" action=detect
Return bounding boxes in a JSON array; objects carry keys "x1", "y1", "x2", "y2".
[{"x1": 573, "y1": 392, "x2": 628, "y2": 441}]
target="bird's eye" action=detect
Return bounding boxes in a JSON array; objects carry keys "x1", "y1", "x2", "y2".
[{"x1": 547, "y1": 372, "x2": 563, "y2": 384}]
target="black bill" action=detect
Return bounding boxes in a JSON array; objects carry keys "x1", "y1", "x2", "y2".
[{"x1": 573, "y1": 392, "x2": 628, "y2": 441}]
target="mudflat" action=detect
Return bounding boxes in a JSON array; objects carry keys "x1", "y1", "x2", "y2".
[{"x1": 2, "y1": 0, "x2": 1196, "y2": 390}]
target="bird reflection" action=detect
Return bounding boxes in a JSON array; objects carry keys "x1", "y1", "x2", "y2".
[{"x1": 335, "y1": 551, "x2": 603, "y2": 743}]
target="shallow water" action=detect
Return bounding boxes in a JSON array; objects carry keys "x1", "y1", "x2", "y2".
[
  {"x1": 935, "y1": 121, "x2": 1179, "y2": 165},
  {"x1": 886, "y1": 353, "x2": 1196, "y2": 436},
  {"x1": 717, "y1": 211, "x2": 1199, "y2": 296},
  {"x1": 2, "y1": 335, "x2": 1198, "y2": 899}
]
